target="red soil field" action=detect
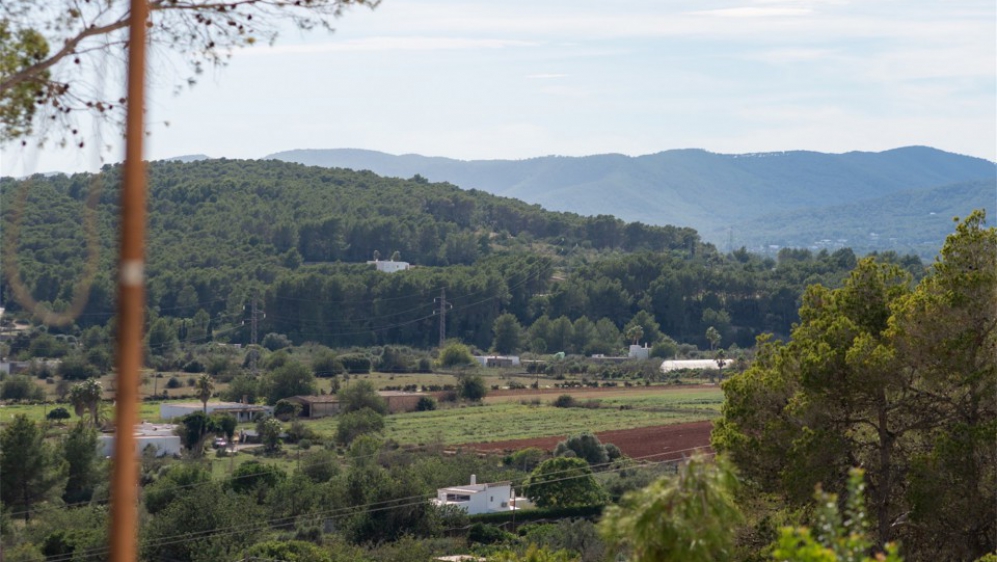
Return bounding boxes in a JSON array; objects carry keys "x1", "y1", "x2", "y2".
[{"x1": 463, "y1": 420, "x2": 714, "y2": 462}]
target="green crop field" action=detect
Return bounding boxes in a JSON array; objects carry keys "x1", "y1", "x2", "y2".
[{"x1": 301, "y1": 387, "x2": 723, "y2": 447}]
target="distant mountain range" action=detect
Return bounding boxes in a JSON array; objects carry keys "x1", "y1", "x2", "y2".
[{"x1": 265, "y1": 146, "x2": 995, "y2": 257}]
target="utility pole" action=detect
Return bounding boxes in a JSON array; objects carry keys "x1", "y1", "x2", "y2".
[
  {"x1": 249, "y1": 290, "x2": 262, "y2": 373},
  {"x1": 434, "y1": 288, "x2": 451, "y2": 347},
  {"x1": 250, "y1": 291, "x2": 260, "y2": 348}
]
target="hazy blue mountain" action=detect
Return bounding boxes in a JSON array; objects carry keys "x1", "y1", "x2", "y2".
[
  {"x1": 163, "y1": 154, "x2": 211, "y2": 163},
  {"x1": 725, "y1": 179, "x2": 996, "y2": 257},
  {"x1": 266, "y1": 146, "x2": 995, "y2": 255}
]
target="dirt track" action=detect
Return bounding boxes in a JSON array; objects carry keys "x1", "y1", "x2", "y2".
[
  {"x1": 484, "y1": 384, "x2": 716, "y2": 401},
  {"x1": 463, "y1": 420, "x2": 714, "y2": 461}
]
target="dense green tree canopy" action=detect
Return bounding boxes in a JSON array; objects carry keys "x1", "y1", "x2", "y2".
[
  {"x1": 0, "y1": 159, "x2": 887, "y2": 354},
  {"x1": 712, "y1": 212, "x2": 996, "y2": 560},
  {"x1": 337, "y1": 379, "x2": 388, "y2": 415},
  {"x1": 600, "y1": 456, "x2": 741, "y2": 562},
  {"x1": 523, "y1": 457, "x2": 606, "y2": 509},
  {"x1": 261, "y1": 360, "x2": 317, "y2": 405},
  {"x1": 0, "y1": 415, "x2": 65, "y2": 521}
]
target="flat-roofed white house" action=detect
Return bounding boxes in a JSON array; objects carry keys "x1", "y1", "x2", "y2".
[
  {"x1": 432, "y1": 475, "x2": 532, "y2": 515},
  {"x1": 367, "y1": 259, "x2": 410, "y2": 273},
  {"x1": 98, "y1": 422, "x2": 181, "y2": 457},
  {"x1": 473, "y1": 355, "x2": 521, "y2": 368},
  {"x1": 628, "y1": 344, "x2": 650, "y2": 360},
  {"x1": 159, "y1": 401, "x2": 271, "y2": 423}
]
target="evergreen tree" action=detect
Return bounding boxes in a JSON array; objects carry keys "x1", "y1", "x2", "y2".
[
  {"x1": 492, "y1": 313, "x2": 524, "y2": 354},
  {"x1": 0, "y1": 415, "x2": 66, "y2": 521},
  {"x1": 61, "y1": 424, "x2": 100, "y2": 504}
]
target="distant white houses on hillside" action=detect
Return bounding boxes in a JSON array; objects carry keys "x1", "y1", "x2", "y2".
[
  {"x1": 432, "y1": 475, "x2": 532, "y2": 515},
  {"x1": 98, "y1": 423, "x2": 181, "y2": 457},
  {"x1": 367, "y1": 259, "x2": 410, "y2": 273},
  {"x1": 159, "y1": 401, "x2": 271, "y2": 423}
]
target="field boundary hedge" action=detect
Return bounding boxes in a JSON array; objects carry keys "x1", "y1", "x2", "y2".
[{"x1": 468, "y1": 504, "x2": 605, "y2": 525}]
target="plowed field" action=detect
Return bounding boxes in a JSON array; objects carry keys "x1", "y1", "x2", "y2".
[{"x1": 463, "y1": 420, "x2": 713, "y2": 461}]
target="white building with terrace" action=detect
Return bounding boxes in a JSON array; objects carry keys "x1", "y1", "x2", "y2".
[{"x1": 432, "y1": 475, "x2": 531, "y2": 515}]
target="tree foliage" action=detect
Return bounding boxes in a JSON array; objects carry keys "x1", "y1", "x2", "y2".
[
  {"x1": 712, "y1": 212, "x2": 996, "y2": 560},
  {"x1": 523, "y1": 457, "x2": 606, "y2": 509},
  {"x1": 438, "y1": 341, "x2": 475, "y2": 368},
  {"x1": 600, "y1": 456, "x2": 742, "y2": 562},
  {"x1": 262, "y1": 359, "x2": 317, "y2": 405},
  {"x1": 553, "y1": 433, "x2": 609, "y2": 466},
  {"x1": 492, "y1": 313, "x2": 524, "y2": 354},
  {"x1": 60, "y1": 424, "x2": 100, "y2": 504},
  {"x1": 1, "y1": 160, "x2": 883, "y2": 354},
  {"x1": 771, "y1": 469, "x2": 903, "y2": 562},
  {"x1": 67, "y1": 378, "x2": 102, "y2": 428},
  {"x1": 0, "y1": 415, "x2": 66, "y2": 521},
  {"x1": 337, "y1": 379, "x2": 388, "y2": 415},
  {"x1": 335, "y1": 407, "x2": 385, "y2": 446}
]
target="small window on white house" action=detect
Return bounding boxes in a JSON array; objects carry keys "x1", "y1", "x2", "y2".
[
  {"x1": 490, "y1": 496, "x2": 494, "y2": 502},
  {"x1": 501, "y1": 502, "x2": 508, "y2": 508}
]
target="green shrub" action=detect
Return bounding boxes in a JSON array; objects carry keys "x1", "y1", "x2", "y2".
[
  {"x1": 339, "y1": 354, "x2": 371, "y2": 374},
  {"x1": 335, "y1": 407, "x2": 385, "y2": 446},
  {"x1": 47, "y1": 407, "x2": 72, "y2": 421},
  {"x1": 438, "y1": 342, "x2": 475, "y2": 368},
  {"x1": 1, "y1": 376, "x2": 45, "y2": 401},
  {"x1": 552, "y1": 394, "x2": 575, "y2": 408},
  {"x1": 415, "y1": 396, "x2": 437, "y2": 411}
]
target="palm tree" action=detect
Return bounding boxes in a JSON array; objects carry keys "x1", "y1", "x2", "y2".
[
  {"x1": 195, "y1": 375, "x2": 215, "y2": 415},
  {"x1": 68, "y1": 379, "x2": 103, "y2": 428},
  {"x1": 625, "y1": 325, "x2": 644, "y2": 346},
  {"x1": 705, "y1": 326, "x2": 721, "y2": 351}
]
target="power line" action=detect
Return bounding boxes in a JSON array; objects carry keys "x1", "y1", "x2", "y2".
[{"x1": 37, "y1": 446, "x2": 715, "y2": 562}]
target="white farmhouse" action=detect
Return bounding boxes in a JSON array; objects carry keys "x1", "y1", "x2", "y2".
[
  {"x1": 98, "y1": 422, "x2": 181, "y2": 457},
  {"x1": 159, "y1": 401, "x2": 271, "y2": 423},
  {"x1": 367, "y1": 260, "x2": 410, "y2": 273},
  {"x1": 473, "y1": 355, "x2": 521, "y2": 368},
  {"x1": 432, "y1": 475, "x2": 531, "y2": 515},
  {"x1": 628, "y1": 344, "x2": 650, "y2": 360}
]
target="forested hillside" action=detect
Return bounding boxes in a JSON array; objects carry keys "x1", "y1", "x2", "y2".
[
  {"x1": 268, "y1": 146, "x2": 995, "y2": 257},
  {"x1": 729, "y1": 179, "x2": 996, "y2": 255},
  {"x1": 1, "y1": 159, "x2": 921, "y2": 353}
]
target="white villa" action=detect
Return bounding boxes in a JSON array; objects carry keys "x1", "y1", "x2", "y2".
[
  {"x1": 628, "y1": 344, "x2": 650, "y2": 360},
  {"x1": 367, "y1": 259, "x2": 410, "y2": 273},
  {"x1": 432, "y1": 475, "x2": 532, "y2": 515},
  {"x1": 473, "y1": 355, "x2": 521, "y2": 368},
  {"x1": 159, "y1": 401, "x2": 271, "y2": 423},
  {"x1": 98, "y1": 422, "x2": 181, "y2": 457}
]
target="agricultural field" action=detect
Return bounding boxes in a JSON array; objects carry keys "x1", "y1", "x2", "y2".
[
  {"x1": 302, "y1": 386, "x2": 723, "y2": 447},
  {"x1": 0, "y1": 400, "x2": 163, "y2": 425}
]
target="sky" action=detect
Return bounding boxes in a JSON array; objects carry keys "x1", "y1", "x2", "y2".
[{"x1": 5, "y1": 0, "x2": 996, "y2": 175}]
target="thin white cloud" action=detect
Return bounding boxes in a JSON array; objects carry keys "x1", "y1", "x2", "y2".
[
  {"x1": 526, "y1": 73, "x2": 568, "y2": 79},
  {"x1": 741, "y1": 47, "x2": 840, "y2": 63},
  {"x1": 246, "y1": 36, "x2": 538, "y2": 56},
  {"x1": 690, "y1": 6, "x2": 813, "y2": 18}
]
